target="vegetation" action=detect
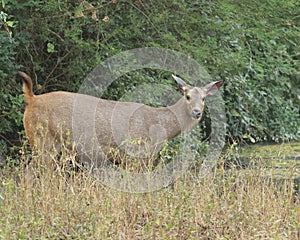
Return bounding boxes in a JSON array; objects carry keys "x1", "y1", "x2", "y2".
[
  {"x1": 0, "y1": 143, "x2": 299, "y2": 239},
  {"x1": 0, "y1": 0, "x2": 299, "y2": 155},
  {"x1": 0, "y1": 1, "x2": 299, "y2": 238}
]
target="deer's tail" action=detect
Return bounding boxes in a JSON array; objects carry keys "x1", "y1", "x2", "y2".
[{"x1": 18, "y1": 71, "x2": 34, "y2": 103}]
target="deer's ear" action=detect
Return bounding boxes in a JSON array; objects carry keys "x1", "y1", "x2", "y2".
[
  {"x1": 204, "y1": 81, "x2": 223, "y2": 95},
  {"x1": 172, "y1": 74, "x2": 190, "y2": 92}
]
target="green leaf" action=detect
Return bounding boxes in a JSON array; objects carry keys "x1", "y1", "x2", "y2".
[
  {"x1": 6, "y1": 21, "x2": 14, "y2": 27},
  {"x1": 47, "y1": 42, "x2": 56, "y2": 53}
]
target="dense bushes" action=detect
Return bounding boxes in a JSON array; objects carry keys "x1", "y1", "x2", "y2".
[
  {"x1": 0, "y1": 8, "x2": 22, "y2": 157},
  {"x1": 0, "y1": 0, "x2": 299, "y2": 156}
]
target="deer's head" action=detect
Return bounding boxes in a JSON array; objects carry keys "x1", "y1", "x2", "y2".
[{"x1": 172, "y1": 74, "x2": 223, "y2": 120}]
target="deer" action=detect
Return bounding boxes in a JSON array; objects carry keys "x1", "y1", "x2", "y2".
[{"x1": 18, "y1": 71, "x2": 222, "y2": 172}]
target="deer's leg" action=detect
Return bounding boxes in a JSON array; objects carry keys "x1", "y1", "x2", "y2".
[{"x1": 24, "y1": 124, "x2": 61, "y2": 185}]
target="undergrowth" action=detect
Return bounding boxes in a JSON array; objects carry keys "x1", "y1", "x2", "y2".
[{"x1": 0, "y1": 153, "x2": 299, "y2": 239}]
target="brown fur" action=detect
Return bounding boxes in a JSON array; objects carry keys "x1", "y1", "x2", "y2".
[
  {"x1": 18, "y1": 71, "x2": 34, "y2": 104},
  {"x1": 18, "y1": 71, "x2": 222, "y2": 167}
]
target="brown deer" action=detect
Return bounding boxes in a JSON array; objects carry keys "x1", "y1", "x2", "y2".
[{"x1": 19, "y1": 71, "x2": 222, "y2": 169}]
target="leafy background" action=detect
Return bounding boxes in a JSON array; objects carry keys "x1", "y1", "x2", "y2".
[{"x1": 0, "y1": 0, "x2": 299, "y2": 159}]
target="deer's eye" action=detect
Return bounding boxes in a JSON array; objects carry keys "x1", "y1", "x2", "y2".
[{"x1": 186, "y1": 95, "x2": 191, "y2": 101}]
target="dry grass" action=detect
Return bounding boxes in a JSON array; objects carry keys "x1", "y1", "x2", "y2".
[{"x1": 0, "y1": 151, "x2": 299, "y2": 239}]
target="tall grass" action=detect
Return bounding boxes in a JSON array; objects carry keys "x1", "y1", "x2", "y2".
[{"x1": 0, "y1": 154, "x2": 299, "y2": 239}]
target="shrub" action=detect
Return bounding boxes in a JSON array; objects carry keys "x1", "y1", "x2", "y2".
[
  {"x1": 0, "y1": 8, "x2": 22, "y2": 160},
  {"x1": 0, "y1": 0, "x2": 299, "y2": 157}
]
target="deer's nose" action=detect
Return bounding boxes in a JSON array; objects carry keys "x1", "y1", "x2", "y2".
[{"x1": 192, "y1": 109, "x2": 201, "y2": 119}]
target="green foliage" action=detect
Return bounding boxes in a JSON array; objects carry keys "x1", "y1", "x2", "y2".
[
  {"x1": 0, "y1": 0, "x2": 299, "y2": 156},
  {"x1": 218, "y1": 0, "x2": 300, "y2": 142},
  {"x1": 0, "y1": 6, "x2": 21, "y2": 156}
]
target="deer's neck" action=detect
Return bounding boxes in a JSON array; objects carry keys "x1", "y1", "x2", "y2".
[{"x1": 158, "y1": 97, "x2": 198, "y2": 140}]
